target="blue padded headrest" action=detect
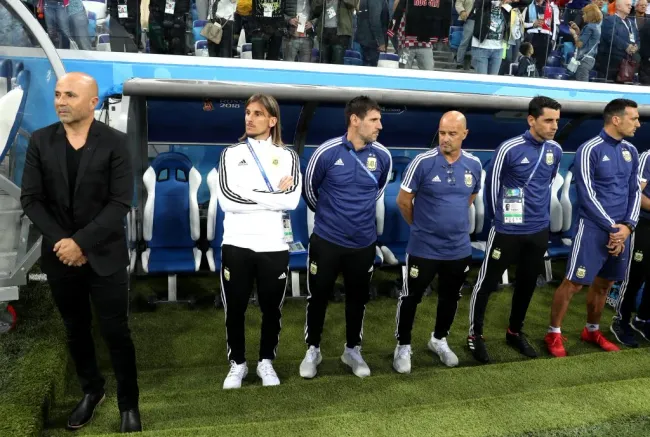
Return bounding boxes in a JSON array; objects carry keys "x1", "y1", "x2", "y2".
[{"x1": 151, "y1": 151, "x2": 193, "y2": 175}]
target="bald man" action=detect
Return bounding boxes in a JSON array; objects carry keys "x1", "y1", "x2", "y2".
[
  {"x1": 393, "y1": 111, "x2": 482, "y2": 373},
  {"x1": 21, "y1": 73, "x2": 141, "y2": 433}
]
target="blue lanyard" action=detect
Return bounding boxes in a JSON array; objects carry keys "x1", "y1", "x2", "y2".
[
  {"x1": 247, "y1": 140, "x2": 274, "y2": 192},
  {"x1": 524, "y1": 145, "x2": 545, "y2": 188},
  {"x1": 348, "y1": 149, "x2": 378, "y2": 185}
]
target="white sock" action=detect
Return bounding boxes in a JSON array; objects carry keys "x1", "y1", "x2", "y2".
[
  {"x1": 586, "y1": 323, "x2": 599, "y2": 332},
  {"x1": 548, "y1": 326, "x2": 561, "y2": 334}
]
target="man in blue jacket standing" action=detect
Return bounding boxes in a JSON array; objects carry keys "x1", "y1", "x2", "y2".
[
  {"x1": 355, "y1": 0, "x2": 389, "y2": 66},
  {"x1": 596, "y1": 0, "x2": 639, "y2": 82},
  {"x1": 467, "y1": 95, "x2": 563, "y2": 364},
  {"x1": 300, "y1": 96, "x2": 392, "y2": 379},
  {"x1": 546, "y1": 98, "x2": 641, "y2": 357}
]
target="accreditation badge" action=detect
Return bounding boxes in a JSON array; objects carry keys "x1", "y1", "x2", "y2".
[{"x1": 366, "y1": 156, "x2": 377, "y2": 171}]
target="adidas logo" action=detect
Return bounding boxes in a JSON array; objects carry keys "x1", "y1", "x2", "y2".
[
  {"x1": 334, "y1": 158, "x2": 344, "y2": 166},
  {"x1": 602, "y1": 155, "x2": 610, "y2": 162},
  {"x1": 521, "y1": 157, "x2": 530, "y2": 164},
  {"x1": 432, "y1": 175, "x2": 441, "y2": 182},
  {"x1": 238, "y1": 159, "x2": 248, "y2": 166},
  {"x1": 278, "y1": 272, "x2": 287, "y2": 279}
]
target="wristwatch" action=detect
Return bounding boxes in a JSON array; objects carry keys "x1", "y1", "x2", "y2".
[{"x1": 623, "y1": 222, "x2": 636, "y2": 233}]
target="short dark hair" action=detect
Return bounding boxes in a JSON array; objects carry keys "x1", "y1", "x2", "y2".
[
  {"x1": 519, "y1": 42, "x2": 533, "y2": 57},
  {"x1": 604, "y1": 98, "x2": 638, "y2": 124},
  {"x1": 345, "y1": 96, "x2": 381, "y2": 127},
  {"x1": 528, "y1": 96, "x2": 562, "y2": 119}
]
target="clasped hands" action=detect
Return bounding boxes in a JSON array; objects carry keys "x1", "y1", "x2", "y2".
[
  {"x1": 54, "y1": 238, "x2": 87, "y2": 267},
  {"x1": 607, "y1": 223, "x2": 631, "y2": 257},
  {"x1": 251, "y1": 176, "x2": 295, "y2": 193}
]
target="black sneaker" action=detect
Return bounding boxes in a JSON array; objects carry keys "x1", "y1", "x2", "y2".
[
  {"x1": 610, "y1": 317, "x2": 639, "y2": 348},
  {"x1": 467, "y1": 335, "x2": 490, "y2": 363},
  {"x1": 506, "y1": 330, "x2": 538, "y2": 358},
  {"x1": 630, "y1": 318, "x2": 650, "y2": 342}
]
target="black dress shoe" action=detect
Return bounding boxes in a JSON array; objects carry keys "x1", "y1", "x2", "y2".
[
  {"x1": 120, "y1": 408, "x2": 142, "y2": 433},
  {"x1": 67, "y1": 391, "x2": 106, "y2": 429}
]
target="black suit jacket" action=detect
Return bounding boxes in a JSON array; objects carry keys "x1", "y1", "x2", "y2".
[{"x1": 20, "y1": 120, "x2": 134, "y2": 278}]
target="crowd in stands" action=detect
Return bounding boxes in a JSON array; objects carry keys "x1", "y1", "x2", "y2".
[{"x1": 1, "y1": 0, "x2": 650, "y2": 84}]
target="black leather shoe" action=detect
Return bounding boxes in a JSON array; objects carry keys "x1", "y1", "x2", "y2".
[
  {"x1": 67, "y1": 391, "x2": 106, "y2": 430},
  {"x1": 120, "y1": 408, "x2": 142, "y2": 433}
]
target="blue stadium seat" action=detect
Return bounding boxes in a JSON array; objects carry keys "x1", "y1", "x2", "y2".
[
  {"x1": 206, "y1": 168, "x2": 225, "y2": 272},
  {"x1": 378, "y1": 53, "x2": 399, "y2": 69},
  {"x1": 195, "y1": 40, "x2": 208, "y2": 56},
  {"x1": 380, "y1": 156, "x2": 411, "y2": 265},
  {"x1": 288, "y1": 199, "x2": 309, "y2": 296},
  {"x1": 87, "y1": 11, "x2": 97, "y2": 40},
  {"x1": 345, "y1": 50, "x2": 361, "y2": 59},
  {"x1": 142, "y1": 152, "x2": 202, "y2": 299},
  {"x1": 311, "y1": 48, "x2": 320, "y2": 63},
  {"x1": 543, "y1": 66, "x2": 569, "y2": 80},
  {"x1": 449, "y1": 25, "x2": 463, "y2": 50},
  {"x1": 0, "y1": 69, "x2": 29, "y2": 165},
  {"x1": 241, "y1": 43, "x2": 252, "y2": 59},
  {"x1": 193, "y1": 20, "x2": 208, "y2": 43},
  {"x1": 11, "y1": 62, "x2": 23, "y2": 89},
  {"x1": 0, "y1": 59, "x2": 12, "y2": 98},
  {"x1": 344, "y1": 57, "x2": 363, "y2": 66},
  {"x1": 546, "y1": 54, "x2": 563, "y2": 67}
]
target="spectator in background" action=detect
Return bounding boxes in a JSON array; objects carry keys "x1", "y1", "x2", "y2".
[
  {"x1": 206, "y1": 0, "x2": 236, "y2": 57},
  {"x1": 471, "y1": 0, "x2": 524, "y2": 75},
  {"x1": 355, "y1": 0, "x2": 389, "y2": 66},
  {"x1": 569, "y1": 0, "x2": 605, "y2": 27},
  {"x1": 149, "y1": 0, "x2": 191, "y2": 54},
  {"x1": 388, "y1": 0, "x2": 437, "y2": 70},
  {"x1": 516, "y1": 40, "x2": 539, "y2": 75},
  {"x1": 249, "y1": 0, "x2": 287, "y2": 60},
  {"x1": 455, "y1": 0, "x2": 475, "y2": 69},
  {"x1": 637, "y1": 13, "x2": 650, "y2": 82},
  {"x1": 433, "y1": 0, "x2": 454, "y2": 49},
  {"x1": 634, "y1": 0, "x2": 648, "y2": 29},
  {"x1": 283, "y1": 0, "x2": 315, "y2": 62},
  {"x1": 44, "y1": 0, "x2": 92, "y2": 50},
  {"x1": 596, "y1": 0, "x2": 639, "y2": 82},
  {"x1": 563, "y1": 0, "x2": 591, "y2": 25},
  {"x1": 107, "y1": 0, "x2": 141, "y2": 52},
  {"x1": 501, "y1": 2, "x2": 526, "y2": 74},
  {"x1": 523, "y1": 0, "x2": 560, "y2": 74},
  {"x1": 311, "y1": 0, "x2": 355, "y2": 64},
  {"x1": 569, "y1": 3, "x2": 602, "y2": 81}
]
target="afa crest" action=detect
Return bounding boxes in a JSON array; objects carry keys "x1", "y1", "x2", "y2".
[
  {"x1": 223, "y1": 267, "x2": 231, "y2": 281},
  {"x1": 576, "y1": 266, "x2": 586, "y2": 279},
  {"x1": 366, "y1": 156, "x2": 377, "y2": 171},
  {"x1": 545, "y1": 151, "x2": 554, "y2": 165},
  {"x1": 634, "y1": 251, "x2": 644, "y2": 262},
  {"x1": 464, "y1": 173, "x2": 473, "y2": 187},
  {"x1": 272, "y1": 157, "x2": 279, "y2": 166},
  {"x1": 492, "y1": 248, "x2": 501, "y2": 260},
  {"x1": 409, "y1": 265, "x2": 419, "y2": 278},
  {"x1": 309, "y1": 262, "x2": 318, "y2": 275},
  {"x1": 622, "y1": 150, "x2": 632, "y2": 162}
]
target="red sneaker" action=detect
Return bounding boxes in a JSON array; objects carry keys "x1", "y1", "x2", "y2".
[
  {"x1": 545, "y1": 332, "x2": 567, "y2": 357},
  {"x1": 580, "y1": 327, "x2": 620, "y2": 352}
]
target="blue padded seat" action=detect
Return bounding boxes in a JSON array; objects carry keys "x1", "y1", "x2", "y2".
[
  {"x1": 142, "y1": 152, "x2": 202, "y2": 274},
  {"x1": 0, "y1": 69, "x2": 29, "y2": 165}
]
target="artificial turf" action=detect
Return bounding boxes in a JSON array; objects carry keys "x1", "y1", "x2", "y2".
[{"x1": 34, "y1": 269, "x2": 650, "y2": 437}]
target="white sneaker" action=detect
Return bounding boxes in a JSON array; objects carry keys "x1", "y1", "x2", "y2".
[
  {"x1": 341, "y1": 345, "x2": 371, "y2": 378},
  {"x1": 299, "y1": 346, "x2": 322, "y2": 379},
  {"x1": 256, "y1": 359, "x2": 280, "y2": 386},
  {"x1": 223, "y1": 361, "x2": 248, "y2": 389},
  {"x1": 393, "y1": 344, "x2": 412, "y2": 374},
  {"x1": 428, "y1": 335, "x2": 459, "y2": 367}
]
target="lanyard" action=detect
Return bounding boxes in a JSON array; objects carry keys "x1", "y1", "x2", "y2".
[
  {"x1": 247, "y1": 140, "x2": 274, "y2": 192},
  {"x1": 348, "y1": 149, "x2": 378, "y2": 185},
  {"x1": 524, "y1": 145, "x2": 545, "y2": 188}
]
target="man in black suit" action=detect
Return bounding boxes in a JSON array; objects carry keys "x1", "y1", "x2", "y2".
[{"x1": 20, "y1": 72, "x2": 141, "y2": 433}]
